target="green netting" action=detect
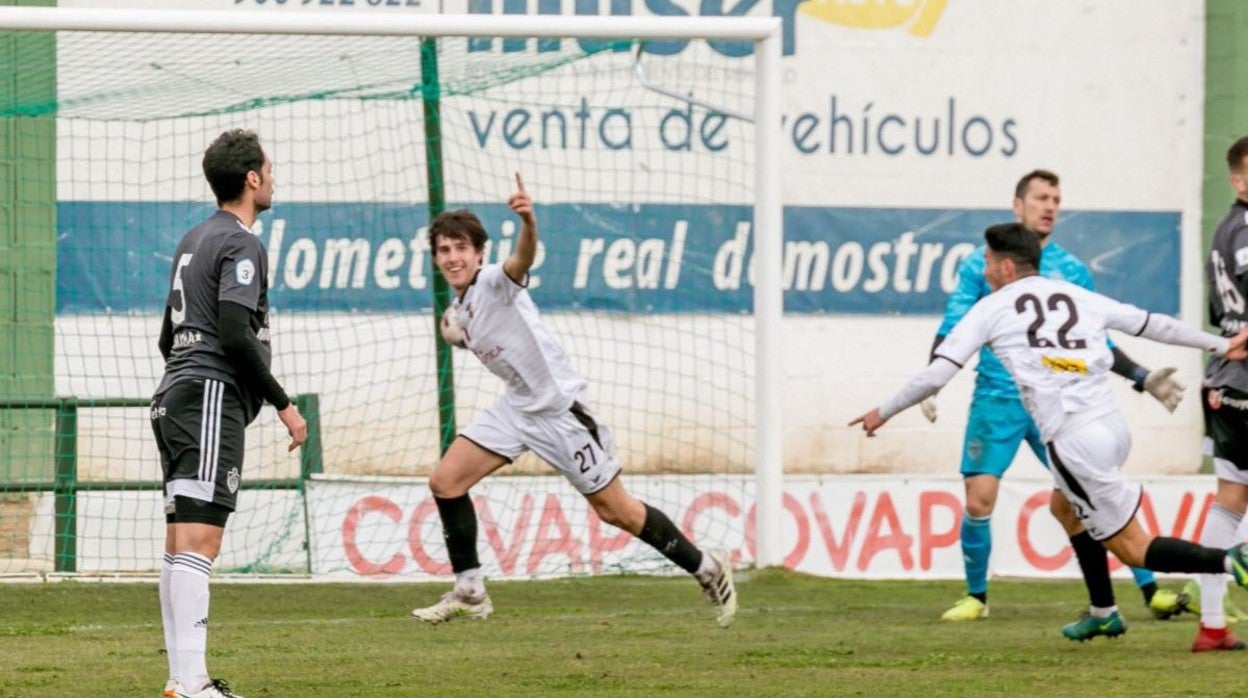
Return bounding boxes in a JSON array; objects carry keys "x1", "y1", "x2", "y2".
[{"x1": 0, "y1": 26, "x2": 758, "y2": 578}]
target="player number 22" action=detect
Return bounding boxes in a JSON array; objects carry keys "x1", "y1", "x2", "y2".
[{"x1": 1014, "y1": 292, "x2": 1087, "y2": 350}]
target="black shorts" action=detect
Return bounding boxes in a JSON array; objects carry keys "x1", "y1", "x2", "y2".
[
  {"x1": 1204, "y1": 385, "x2": 1248, "y2": 470},
  {"x1": 151, "y1": 378, "x2": 246, "y2": 513}
]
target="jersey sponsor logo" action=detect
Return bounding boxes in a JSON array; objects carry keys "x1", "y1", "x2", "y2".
[
  {"x1": 173, "y1": 330, "x2": 203, "y2": 349},
  {"x1": 1040, "y1": 356, "x2": 1088, "y2": 374},
  {"x1": 1236, "y1": 246, "x2": 1248, "y2": 269},
  {"x1": 227, "y1": 467, "x2": 241, "y2": 494},
  {"x1": 236, "y1": 258, "x2": 256, "y2": 286},
  {"x1": 150, "y1": 405, "x2": 166, "y2": 420}
]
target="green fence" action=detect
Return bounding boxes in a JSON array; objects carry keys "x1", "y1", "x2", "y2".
[{"x1": 0, "y1": 392, "x2": 321, "y2": 573}]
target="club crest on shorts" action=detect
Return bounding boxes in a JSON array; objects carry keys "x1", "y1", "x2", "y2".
[{"x1": 227, "y1": 467, "x2": 241, "y2": 494}]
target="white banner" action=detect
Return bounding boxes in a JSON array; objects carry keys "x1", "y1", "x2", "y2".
[{"x1": 305, "y1": 473, "x2": 1219, "y2": 580}]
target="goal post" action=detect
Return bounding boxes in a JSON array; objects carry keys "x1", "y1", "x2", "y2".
[{"x1": 0, "y1": 5, "x2": 785, "y2": 575}]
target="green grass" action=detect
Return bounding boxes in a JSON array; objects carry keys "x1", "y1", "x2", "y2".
[{"x1": 0, "y1": 571, "x2": 1239, "y2": 696}]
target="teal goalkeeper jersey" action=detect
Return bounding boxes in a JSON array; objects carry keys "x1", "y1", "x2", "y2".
[{"x1": 937, "y1": 241, "x2": 1097, "y2": 399}]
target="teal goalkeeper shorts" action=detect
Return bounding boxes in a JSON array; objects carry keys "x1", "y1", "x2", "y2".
[{"x1": 959, "y1": 394, "x2": 1049, "y2": 478}]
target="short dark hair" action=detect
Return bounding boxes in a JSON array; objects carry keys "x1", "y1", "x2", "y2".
[
  {"x1": 202, "y1": 129, "x2": 266, "y2": 205},
  {"x1": 984, "y1": 222, "x2": 1040, "y2": 272},
  {"x1": 1227, "y1": 136, "x2": 1248, "y2": 173},
  {"x1": 1014, "y1": 169, "x2": 1059, "y2": 200},
  {"x1": 428, "y1": 208, "x2": 489, "y2": 252}
]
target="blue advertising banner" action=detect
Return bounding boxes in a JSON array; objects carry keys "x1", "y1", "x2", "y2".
[{"x1": 58, "y1": 202, "x2": 1178, "y2": 315}]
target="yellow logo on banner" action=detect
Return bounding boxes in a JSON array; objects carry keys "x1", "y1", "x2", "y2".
[
  {"x1": 798, "y1": 0, "x2": 948, "y2": 37},
  {"x1": 1041, "y1": 356, "x2": 1088, "y2": 375}
]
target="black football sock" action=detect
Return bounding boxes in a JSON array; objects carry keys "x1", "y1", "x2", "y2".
[
  {"x1": 434, "y1": 494, "x2": 480, "y2": 573},
  {"x1": 638, "y1": 503, "x2": 703, "y2": 575},
  {"x1": 1070, "y1": 531, "x2": 1116, "y2": 608},
  {"x1": 1143, "y1": 536, "x2": 1226, "y2": 574}
]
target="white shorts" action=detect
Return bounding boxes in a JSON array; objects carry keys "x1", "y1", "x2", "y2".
[
  {"x1": 1212, "y1": 449, "x2": 1248, "y2": 486},
  {"x1": 1045, "y1": 411, "x2": 1141, "y2": 542},
  {"x1": 461, "y1": 398, "x2": 622, "y2": 494}
]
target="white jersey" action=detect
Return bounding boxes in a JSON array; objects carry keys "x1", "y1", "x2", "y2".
[
  {"x1": 930, "y1": 275, "x2": 1223, "y2": 442},
  {"x1": 455, "y1": 263, "x2": 587, "y2": 414}
]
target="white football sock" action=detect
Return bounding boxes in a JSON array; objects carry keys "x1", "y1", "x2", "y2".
[
  {"x1": 171, "y1": 552, "x2": 214, "y2": 691},
  {"x1": 695, "y1": 550, "x2": 719, "y2": 584},
  {"x1": 1201, "y1": 503, "x2": 1241, "y2": 629},
  {"x1": 1089, "y1": 605, "x2": 1118, "y2": 619},
  {"x1": 454, "y1": 567, "x2": 485, "y2": 596},
  {"x1": 160, "y1": 553, "x2": 177, "y2": 681}
]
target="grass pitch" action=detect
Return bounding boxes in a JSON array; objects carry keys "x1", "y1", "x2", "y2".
[{"x1": 0, "y1": 570, "x2": 1238, "y2": 697}]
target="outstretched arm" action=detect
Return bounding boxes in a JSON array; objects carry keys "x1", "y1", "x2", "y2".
[
  {"x1": 849, "y1": 358, "x2": 961, "y2": 436},
  {"x1": 502, "y1": 172, "x2": 538, "y2": 284},
  {"x1": 1118, "y1": 311, "x2": 1248, "y2": 358}
]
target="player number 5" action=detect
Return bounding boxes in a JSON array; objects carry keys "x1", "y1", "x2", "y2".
[{"x1": 170, "y1": 253, "x2": 193, "y2": 325}]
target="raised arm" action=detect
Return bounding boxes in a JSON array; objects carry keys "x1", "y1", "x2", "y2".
[{"x1": 502, "y1": 172, "x2": 538, "y2": 284}]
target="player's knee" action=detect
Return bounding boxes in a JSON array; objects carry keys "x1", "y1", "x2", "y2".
[
  {"x1": 592, "y1": 500, "x2": 643, "y2": 533},
  {"x1": 1113, "y1": 543, "x2": 1146, "y2": 569},
  {"x1": 593, "y1": 503, "x2": 628, "y2": 530},
  {"x1": 1049, "y1": 495, "x2": 1073, "y2": 521},
  {"x1": 964, "y1": 495, "x2": 995, "y2": 518},
  {"x1": 428, "y1": 467, "x2": 465, "y2": 499}
]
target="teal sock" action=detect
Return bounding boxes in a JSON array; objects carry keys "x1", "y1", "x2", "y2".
[
  {"x1": 962, "y1": 512, "x2": 992, "y2": 596},
  {"x1": 1130, "y1": 566, "x2": 1156, "y2": 589}
]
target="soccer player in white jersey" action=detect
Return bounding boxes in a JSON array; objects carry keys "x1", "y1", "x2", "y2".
[
  {"x1": 849, "y1": 223, "x2": 1248, "y2": 619},
  {"x1": 927, "y1": 170, "x2": 1185, "y2": 633},
  {"x1": 410, "y1": 174, "x2": 737, "y2": 628}
]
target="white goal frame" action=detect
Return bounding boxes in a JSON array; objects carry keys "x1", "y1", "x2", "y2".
[{"x1": 0, "y1": 5, "x2": 786, "y2": 569}]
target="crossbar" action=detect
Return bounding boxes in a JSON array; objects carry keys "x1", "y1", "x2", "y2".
[{"x1": 0, "y1": 6, "x2": 780, "y2": 41}]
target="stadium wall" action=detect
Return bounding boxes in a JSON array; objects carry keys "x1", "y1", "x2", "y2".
[{"x1": 52, "y1": 0, "x2": 1207, "y2": 476}]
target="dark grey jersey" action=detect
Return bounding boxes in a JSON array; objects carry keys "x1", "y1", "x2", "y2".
[
  {"x1": 1205, "y1": 199, "x2": 1248, "y2": 392},
  {"x1": 155, "y1": 210, "x2": 273, "y2": 419}
]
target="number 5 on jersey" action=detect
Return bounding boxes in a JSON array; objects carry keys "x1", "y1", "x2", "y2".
[{"x1": 170, "y1": 253, "x2": 194, "y2": 325}]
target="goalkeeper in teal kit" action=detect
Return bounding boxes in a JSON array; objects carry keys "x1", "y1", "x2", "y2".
[{"x1": 928, "y1": 169, "x2": 1189, "y2": 640}]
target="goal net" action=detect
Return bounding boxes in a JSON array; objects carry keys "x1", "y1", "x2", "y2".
[{"x1": 0, "y1": 8, "x2": 782, "y2": 579}]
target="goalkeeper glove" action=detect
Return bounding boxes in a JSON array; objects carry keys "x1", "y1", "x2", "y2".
[
  {"x1": 1134, "y1": 367, "x2": 1184, "y2": 413},
  {"x1": 919, "y1": 396, "x2": 938, "y2": 423}
]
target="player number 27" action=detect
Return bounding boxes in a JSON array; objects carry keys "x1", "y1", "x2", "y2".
[
  {"x1": 1014, "y1": 292, "x2": 1087, "y2": 350},
  {"x1": 572, "y1": 443, "x2": 597, "y2": 474}
]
